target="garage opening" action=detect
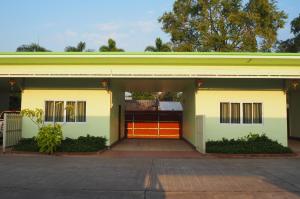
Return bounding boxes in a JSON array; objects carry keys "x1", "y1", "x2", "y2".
[{"x1": 125, "y1": 99, "x2": 182, "y2": 139}]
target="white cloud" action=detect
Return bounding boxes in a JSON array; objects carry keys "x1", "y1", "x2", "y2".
[
  {"x1": 64, "y1": 30, "x2": 78, "y2": 37},
  {"x1": 133, "y1": 20, "x2": 159, "y2": 33},
  {"x1": 96, "y1": 22, "x2": 121, "y2": 31}
]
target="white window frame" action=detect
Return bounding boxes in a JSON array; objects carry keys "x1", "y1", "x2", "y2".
[
  {"x1": 219, "y1": 101, "x2": 264, "y2": 125},
  {"x1": 44, "y1": 100, "x2": 87, "y2": 124}
]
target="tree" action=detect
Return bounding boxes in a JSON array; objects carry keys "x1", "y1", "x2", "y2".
[
  {"x1": 132, "y1": 92, "x2": 155, "y2": 100},
  {"x1": 277, "y1": 14, "x2": 300, "y2": 52},
  {"x1": 99, "y1": 38, "x2": 124, "y2": 52},
  {"x1": 159, "y1": 0, "x2": 287, "y2": 52},
  {"x1": 16, "y1": 43, "x2": 50, "y2": 52},
  {"x1": 65, "y1": 41, "x2": 86, "y2": 52},
  {"x1": 145, "y1": 38, "x2": 172, "y2": 52}
]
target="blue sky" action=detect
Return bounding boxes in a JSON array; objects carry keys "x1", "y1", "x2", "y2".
[{"x1": 0, "y1": 0, "x2": 299, "y2": 52}]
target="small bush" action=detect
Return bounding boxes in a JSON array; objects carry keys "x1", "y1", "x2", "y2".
[
  {"x1": 206, "y1": 133, "x2": 292, "y2": 154},
  {"x1": 13, "y1": 138, "x2": 38, "y2": 152},
  {"x1": 36, "y1": 124, "x2": 63, "y2": 154},
  {"x1": 58, "y1": 135, "x2": 107, "y2": 152},
  {"x1": 13, "y1": 135, "x2": 107, "y2": 153}
]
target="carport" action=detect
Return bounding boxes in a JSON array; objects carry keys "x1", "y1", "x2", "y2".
[{"x1": 109, "y1": 79, "x2": 197, "y2": 148}]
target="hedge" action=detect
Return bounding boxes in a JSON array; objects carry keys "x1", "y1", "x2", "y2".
[
  {"x1": 206, "y1": 133, "x2": 292, "y2": 154},
  {"x1": 13, "y1": 135, "x2": 107, "y2": 153}
]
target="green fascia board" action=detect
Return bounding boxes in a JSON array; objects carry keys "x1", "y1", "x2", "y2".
[
  {"x1": 0, "y1": 52, "x2": 300, "y2": 66},
  {"x1": 0, "y1": 52, "x2": 300, "y2": 56}
]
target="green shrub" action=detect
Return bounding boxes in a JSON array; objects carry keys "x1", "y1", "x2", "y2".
[
  {"x1": 13, "y1": 138, "x2": 38, "y2": 152},
  {"x1": 13, "y1": 135, "x2": 107, "y2": 153},
  {"x1": 58, "y1": 135, "x2": 107, "y2": 152},
  {"x1": 21, "y1": 108, "x2": 64, "y2": 154},
  {"x1": 36, "y1": 124, "x2": 63, "y2": 154},
  {"x1": 206, "y1": 133, "x2": 292, "y2": 154}
]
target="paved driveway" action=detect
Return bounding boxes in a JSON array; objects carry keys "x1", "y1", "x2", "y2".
[{"x1": 0, "y1": 156, "x2": 300, "y2": 199}]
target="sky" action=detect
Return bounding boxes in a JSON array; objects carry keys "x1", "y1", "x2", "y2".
[{"x1": 0, "y1": 0, "x2": 299, "y2": 52}]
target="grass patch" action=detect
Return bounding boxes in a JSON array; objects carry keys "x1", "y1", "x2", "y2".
[
  {"x1": 206, "y1": 134, "x2": 292, "y2": 154},
  {"x1": 13, "y1": 135, "x2": 107, "y2": 153}
]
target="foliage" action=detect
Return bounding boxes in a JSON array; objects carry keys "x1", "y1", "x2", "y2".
[
  {"x1": 158, "y1": 92, "x2": 182, "y2": 101},
  {"x1": 131, "y1": 91, "x2": 182, "y2": 101},
  {"x1": 277, "y1": 14, "x2": 300, "y2": 52},
  {"x1": 21, "y1": 108, "x2": 63, "y2": 154},
  {"x1": 206, "y1": 133, "x2": 292, "y2": 154},
  {"x1": 13, "y1": 138, "x2": 39, "y2": 152},
  {"x1": 13, "y1": 135, "x2": 107, "y2": 153},
  {"x1": 58, "y1": 135, "x2": 107, "y2": 152},
  {"x1": 132, "y1": 91, "x2": 156, "y2": 100},
  {"x1": 36, "y1": 124, "x2": 63, "y2": 154},
  {"x1": 145, "y1": 38, "x2": 172, "y2": 52},
  {"x1": 65, "y1": 41, "x2": 86, "y2": 52},
  {"x1": 99, "y1": 38, "x2": 124, "y2": 52},
  {"x1": 21, "y1": 108, "x2": 44, "y2": 127},
  {"x1": 16, "y1": 43, "x2": 50, "y2": 52},
  {"x1": 159, "y1": 0, "x2": 287, "y2": 52}
]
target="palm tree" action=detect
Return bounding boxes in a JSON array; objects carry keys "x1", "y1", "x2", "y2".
[
  {"x1": 16, "y1": 43, "x2": 50, "y2": 52},
  {"x1": 65, "y1": 41, "x2": 86, "y2": 52},
  {"x1": 145, "y1": 38, "x2": 171, "y2": 52},
  {"x1": 99, "y1": 39, "x2": 124, "y2": 52}
]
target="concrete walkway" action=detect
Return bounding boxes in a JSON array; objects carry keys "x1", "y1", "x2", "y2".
[
  {"x1": 0, "y1": 156, "x2": 299, "y2": 199},
  {"x1": 111, "y1": 139, "x2": 195, "y2": 152},
  {"x1": 289, "y1": 139, "x2": 300, "y2": 153}
]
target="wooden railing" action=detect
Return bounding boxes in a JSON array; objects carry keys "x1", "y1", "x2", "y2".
[{"x1": 2, "y1": 113, "x2": 22, "y2": 153}]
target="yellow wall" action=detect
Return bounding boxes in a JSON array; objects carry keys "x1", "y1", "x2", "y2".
[
  {"x1": 196, "y1": 90, "x2": 288, "y2": 146},
  {"x1": 21, "y1": 89, "x2": 111, "y2": 142}
]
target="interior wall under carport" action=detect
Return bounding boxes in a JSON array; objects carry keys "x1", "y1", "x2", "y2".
[
  {"x1": 182, "y1": 83, "x2": 196, "y2": 146},
  {"x1": 288, "y1": 90, "x2": 300, "y2": 138},
  {"x1": 109, "y1": 79, "x2": 126, "y2": 145},
  {"x1": 0, "y1": 78, "x2": 21, "y2": 113}
]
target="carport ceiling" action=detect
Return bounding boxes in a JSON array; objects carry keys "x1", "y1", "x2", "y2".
[{"x1": 114, "y1": 79, "x2": 194, "y2": 92}]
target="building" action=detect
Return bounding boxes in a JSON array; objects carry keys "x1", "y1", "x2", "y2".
[{"x1": 0, "y1": 53, "x2": 300, "y2": 153}]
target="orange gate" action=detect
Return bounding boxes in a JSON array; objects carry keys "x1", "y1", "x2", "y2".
[{"x1": 125, "y1": 111, "x2": 182, "y2": 139}]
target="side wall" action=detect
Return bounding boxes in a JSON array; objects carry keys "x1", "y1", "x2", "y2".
[
  {"x1": 21, "y1": 89, "x2": 111, "y2": 141},
  {"x1": 196, "y1": 90, "x2": 288, "y2": 146},
  {"x1": 182, "y1": 84, "x2": 196, "y2": 145},
  {"x1": 0, "y1": 91, "x2": 9, "y2": 113},
  {"x1": 289, "y1": 90, "x2": 300, "y2": 138},
  {"x1": 109, "y1": 80, "x2": 125, "y2": 145}
]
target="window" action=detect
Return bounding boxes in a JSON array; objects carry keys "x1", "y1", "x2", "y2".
[
  {"x1": 44, "y1": 101, "x2": 86, "y2": 123},
  {"x1": 66, "y1": 101, "x2": 76, "y2": 122},
  {"x1": 220, "y1": 102, "x2": 263, "y2": 125},
  {"x1": 243, "y1": 103, "x2": 252, "y2": 124},
  {"x1": 231, "y1": 103, "x2": 240, "y2": 124},
  {"x1": 76, "y1": 101, "x2": 86, "y2": 122},
  {"x1": 54, "y1": 101, "x2": 64, "y2": 122},
  {"x1": 220, "y1": 103, "x2": 230, "y2": 123},
  {"x1": 253, "y1": 103, "x2": 263, "y2": 124},
  {"x1": 45, "y1": 101, "x2": 54, "y2": 122}
]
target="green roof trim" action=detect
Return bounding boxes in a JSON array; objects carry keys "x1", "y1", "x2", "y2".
[
  {"x1": 0, "y1": 52, "x2": 300, "y2": 56},
  {"x1": 0, "y1": 52, "x2": 300, "y2": 66}
]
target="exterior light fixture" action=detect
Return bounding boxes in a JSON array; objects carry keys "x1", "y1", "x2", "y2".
[
  {"x1": 8, "y1": 79, "x2": 17, "y2": 87},
  {"x1": 100, "y1": 79, "x2": 109, "y2": 88},
  {"x1": 196, "y1": 79, "x2": 204, "y2": 88},
  {"x1": 291, "y1": 80, "x2": 299, "y2": 90}
]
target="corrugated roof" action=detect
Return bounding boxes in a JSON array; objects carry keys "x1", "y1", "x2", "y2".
[
  {"x1": 125, "y1": 100, "x2": 158, "y2": 111},
  {"x1": 159, "y1": 101, "x2": 183, "y2": 111}
]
